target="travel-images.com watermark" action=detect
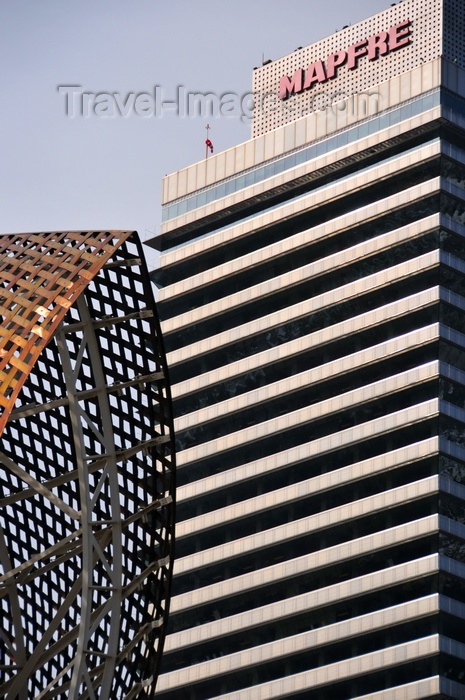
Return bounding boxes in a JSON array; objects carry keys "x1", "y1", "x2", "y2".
[
  {"x1": 57, "y1": 85, "x2": 383, "y2": 123},
  {"x1": 58, "y1": 85, "x2": 255, "y2": 122}
]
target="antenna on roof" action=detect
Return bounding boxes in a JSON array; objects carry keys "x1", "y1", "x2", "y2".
[{"x1": 205, "y1": 124, "x2": 213, "y2": 160}]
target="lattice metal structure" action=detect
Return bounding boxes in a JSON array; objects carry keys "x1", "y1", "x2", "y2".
[{"x1": 0, "y1": 230, "x2": 175, "y2": 699}]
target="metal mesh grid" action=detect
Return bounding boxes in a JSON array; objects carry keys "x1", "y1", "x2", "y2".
[{"x1": 0, "y1": 231, "x2": 175, "y2": 699}]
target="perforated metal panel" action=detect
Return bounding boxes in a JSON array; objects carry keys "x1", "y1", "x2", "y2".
[
  {"x1": 0, "y1": 231, "x2": 175, "y2": 699},
  {"x1": 443, "y1": 0, "x2": 465, "y2": 66},
  {"x1": 252, "y1": 0, "x2": 443, "y2": 136}
]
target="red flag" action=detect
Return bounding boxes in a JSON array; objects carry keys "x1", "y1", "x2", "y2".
[{"x1": 205, "y1": 138, "x2": 214, "y2": 153}]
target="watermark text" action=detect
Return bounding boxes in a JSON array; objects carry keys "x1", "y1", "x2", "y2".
[{"x1": 58, "y1": 85, "x2": 383, "y2": 123}]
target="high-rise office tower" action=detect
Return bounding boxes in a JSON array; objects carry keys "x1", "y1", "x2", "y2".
[{"x1": 149, "y1": 0, "x2": 465, "y2": 697}]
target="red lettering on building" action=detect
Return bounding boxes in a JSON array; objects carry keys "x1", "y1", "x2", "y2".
[
  {"x1": 326, "y1": 51, "x2": 347, "y2": 79},
  {"x1": 389, "y1": 20, "x2": 412, "y2": 50},
  {"x1": 303, "y1": 61, "x2": 327, "y2": 90},
  {"x1": 367, "y1": 32, "x2": 389, "y2": 60},
  {"x1": 280, "y1": 19, "x2": 412, "y2": 100},
  {"x1": 279, "y1": 68, "x2": 304, "y2": 100},
  {"x1": 347, "y1": 39, "x2": 369, "y2": 70}
]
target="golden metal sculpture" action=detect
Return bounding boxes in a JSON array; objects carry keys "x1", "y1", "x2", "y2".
[
  {"x1": 0, "y1": 231, "x2": 131, "y2": 432},
  {"x1": 0, "y1": 231, "x2": 175, "y2": 699}
]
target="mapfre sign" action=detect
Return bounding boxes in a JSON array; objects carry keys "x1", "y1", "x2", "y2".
[{"x1": 279, "y1": 20, "x2": 412, "y2": 100}]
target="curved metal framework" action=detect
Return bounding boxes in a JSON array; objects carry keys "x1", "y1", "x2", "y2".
[{"x1": 0, "y1": 231, "x2": 175, "y2": 699}]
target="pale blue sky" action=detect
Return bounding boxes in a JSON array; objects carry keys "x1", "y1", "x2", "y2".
[{"x1": 0, "y1": 0, "x2": 388, "y2": 267}]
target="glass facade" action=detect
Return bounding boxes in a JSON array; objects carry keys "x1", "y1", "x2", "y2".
[{"x1": 162, "y1": 91, "x2": 440, "y2": 223}]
